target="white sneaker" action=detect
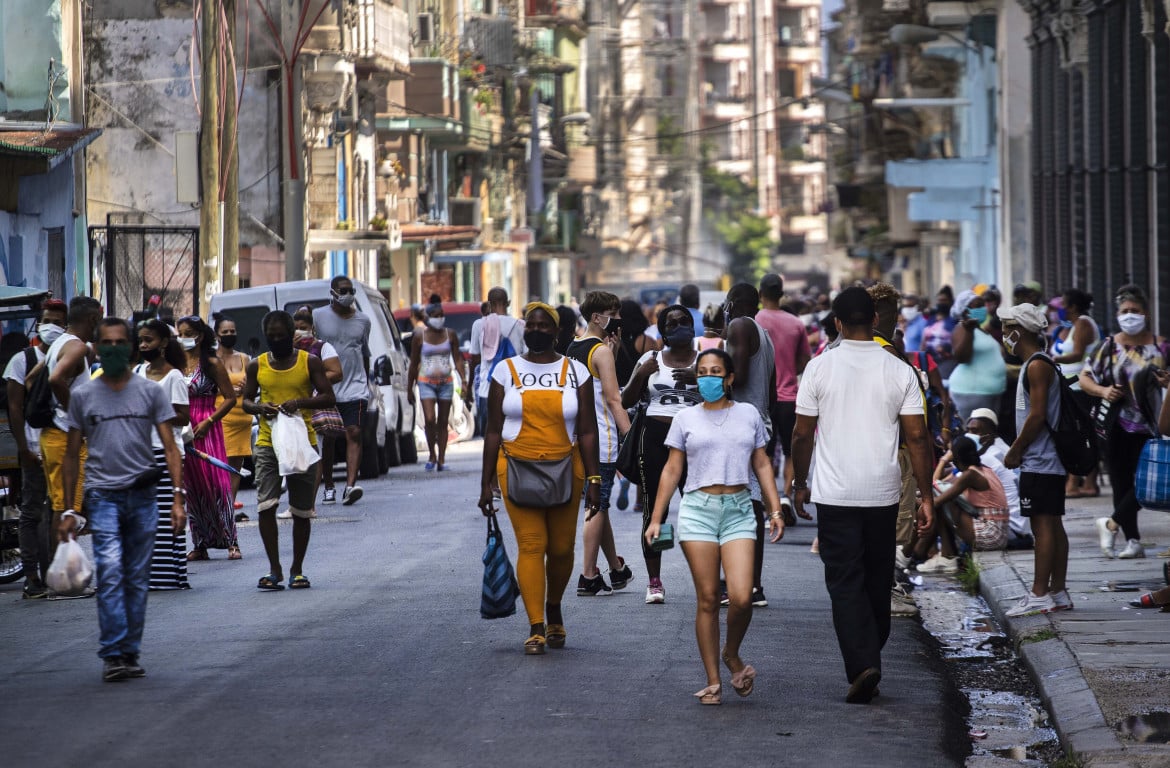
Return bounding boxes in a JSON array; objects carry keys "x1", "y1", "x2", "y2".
[
  {"x1": 894, "y1": 546, "x2": 912, "y2": 571},
  {"x1": 342, "y1": 485, "x2": 363, "y2": 506},
  {"x1": 891, "y1": 584, "x2": 918, "y2": 617},
  {"x1": 644, "y1": 579, "x2": 665, "y2": 604},
  {"x1": 1050, "y1": 589, "x2": 1074, "y2": 611},
  {"x1": 1095, "y1": 517, "x2": 1117, "y2": 558},
  {"x1": 276, "y1": 509, "x2": 292, "y2": 519},
  {"x1": 917, "y1": 554, "x2": 959, "y2": 574},
  {"x1": 1005, "y1": 592, "x2": 1055, "y2": 618},
  {"x1": 1117, "y1": 539, "x2": 1146, "y2": 559}
]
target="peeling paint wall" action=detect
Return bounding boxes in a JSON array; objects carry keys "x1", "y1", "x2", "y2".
[
  {"x1": 0, "y1": 0, "x2": 69, "y2": 116},
  {"x1": 0, "y1": 163, "x2": 78, "y2": 297}
]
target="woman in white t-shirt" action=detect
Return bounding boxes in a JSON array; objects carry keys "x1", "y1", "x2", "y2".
[
  {"x1": 645, "y1": 349, "x2": 784, "y2": 705},
  {"x1": 478, "y1": 303, "x2": 601, "y2": 656},
  {"x1": 135, "y1": 319, "x2": 191, "y2": 590}
]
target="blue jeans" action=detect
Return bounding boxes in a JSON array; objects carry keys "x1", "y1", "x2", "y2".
[{"x1": 86, "y1": 486, "x2": 158, "y2": 659}]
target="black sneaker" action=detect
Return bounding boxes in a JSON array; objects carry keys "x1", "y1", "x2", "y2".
[
  {"x1": 22, "y1": 580, "x2": 48, "y2": 599},
  {"x1": 719, "y1": 580, "x2": 729, "y2": 606},
  {"x1": 102, "y1": 657, "x2": 128, "y2": 682},
  {"x1": 752, "y1": 588, "x2": 768, "y2": 607},
  {"x1": 121, "y1": 655, "x2": 146, "y2": 678},
  {"x1": 576, "y1": 573, "x2": 613, "y2": 596},
  {"x1": 609, "y1": 559, "x2": 633, "y2": 590}
]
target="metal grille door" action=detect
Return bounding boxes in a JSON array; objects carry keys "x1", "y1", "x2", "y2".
[{"x1": 91, "y1": 225, "x2": 199, "y2": 320}]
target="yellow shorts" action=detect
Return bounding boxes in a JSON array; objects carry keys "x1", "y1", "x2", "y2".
[{"x1": 40, "y1": 427, "x2": 86, "y2": 512}]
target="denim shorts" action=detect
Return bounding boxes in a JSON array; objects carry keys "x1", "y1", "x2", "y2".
[
  {"x1": 677, "y1": 489, "x2": 757, "y2": 545},
  {"x1": 417, "y1": 380, "x2": 454, "y2": 401}
]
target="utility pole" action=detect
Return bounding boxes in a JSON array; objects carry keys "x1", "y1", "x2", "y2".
[
  {"x1": 682, "y1": 0, "x2": 701, "y2": 282},
  {"x1": 281, "y1": 0, "x2": 306, "y2": 282},
  {"x1": 223, "y1": 0, "x2": 240, "y2": 290},
  {"x1": 199, "y1": 0, "x2": 222, "y2": 316}
]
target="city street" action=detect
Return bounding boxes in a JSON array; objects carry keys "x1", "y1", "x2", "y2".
[{"x1": 1, "y1": 441, "x2": 969, "y2": 767}]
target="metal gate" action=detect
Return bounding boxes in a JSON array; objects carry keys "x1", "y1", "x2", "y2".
[{"x1": 89, "y1": 222, "x2": 199, "y2": 321}]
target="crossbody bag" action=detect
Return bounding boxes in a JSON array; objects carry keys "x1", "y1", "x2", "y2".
[{"x1": 503, "y1": 357, "x2": 575, "y2": 508}]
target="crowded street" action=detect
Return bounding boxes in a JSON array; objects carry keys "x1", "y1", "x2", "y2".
[{"x1": 2, "y1": 441, "x2": 971, "y2": 767}]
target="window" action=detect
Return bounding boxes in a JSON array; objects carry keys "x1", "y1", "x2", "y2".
[
  {"x1": 46, "y1": 229, "x2": 65, "y2": 299},
  {"x1": 778, "y1": 68, "x2": 798, "y2": 99}
]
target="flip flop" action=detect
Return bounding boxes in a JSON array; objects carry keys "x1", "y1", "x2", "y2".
[
  {"x1": 693, "y1": 684, "x2": 722, "y2": 705},
  {"x1": 289, "y1": 574, "x2": 311, "y2": 589},
  {"x1": 257, "y1": 574, "x2": 284, "y2": 590}
]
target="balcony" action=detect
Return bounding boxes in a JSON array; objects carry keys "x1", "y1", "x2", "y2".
[
  {"x1": 703, "y1": 41, "x2": 751, "y2": 61},
  {"x1": 524, "y1": 0, "x2": 587, "y2": 36},
  {"x1": 377, "y1": 60, "x2": 464, "y2": 141},
  {"x1": 713, "y1": 157, "x2": 752, "y2": 176},
  {"x1": 702, "y1": 95, "x2": 749, "y2": 121},
  {"x1": 353, "y1": 0, "x2": 410, "y2": 78}
]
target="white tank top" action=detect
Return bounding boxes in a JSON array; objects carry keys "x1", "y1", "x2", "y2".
[{"x1": 635, "y1": 350, "x2": 702, "y2": 418}]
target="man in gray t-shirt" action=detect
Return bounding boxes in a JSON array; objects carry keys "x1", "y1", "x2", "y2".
[
  {"x1": 58, "y1": 318, "x2": 185, "y2": 682},
  {"x1": 312, "y1": 276, "x2": 372, "y2": 505}
]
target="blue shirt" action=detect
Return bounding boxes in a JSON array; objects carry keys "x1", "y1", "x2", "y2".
[
  {"x1": 686, "y1": 307, "x2": 705, "y2": 336},
  {"x1": 903, "y1": 315, "x2": 928, "y2": 352}
]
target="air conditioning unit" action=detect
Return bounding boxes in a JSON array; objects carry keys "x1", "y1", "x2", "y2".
[
  {"x1": 417, "y1": 13, "x2": 434, "y2": 43},
  {"x1": 449, "y1": 198, "x2": 483, "y2": 228}
]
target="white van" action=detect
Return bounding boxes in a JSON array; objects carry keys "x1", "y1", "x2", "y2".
[{"x1": 209, "y1": 279, "x2": 417, "y2": 476}]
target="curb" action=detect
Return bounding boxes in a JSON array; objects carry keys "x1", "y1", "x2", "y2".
[{"x1": 975, "y1": 552, "x2": 1128, "y2": 763}]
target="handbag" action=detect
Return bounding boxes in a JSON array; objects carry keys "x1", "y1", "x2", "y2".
[
  {"x1": 505, "y1": 454, "x2": 574, "y2": 507},
  {"x1": 1090, "y1": 337, "x2": 1119, "y2": 444},
  {"x1": 1136, "y1": 438, "x2": 1170, "y2": 511},
  {"x1": 480, "y1": 513, "x2": 519, "y2": 619},
  {"x1": 311, "y1": 407, "x2": 346, "y2": 436},
  {"x1": 614, "y1": 402, "x2": 646, "y2": 483}
]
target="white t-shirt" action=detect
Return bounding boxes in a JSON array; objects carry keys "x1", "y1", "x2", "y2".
[
  {"x1": 795, "y1": 340, "x2": 924, "y2": 507},
  {"x1": 490, "y1": 355, "x2": 590, "y2": 445},
  {"x1": 471, "y1": 315, "x2": 526, "y2": 398},
  {"x1": 665, "y1": 402, "x2": 767, "y2": 493},
  {"x1": 3, "y1": 346, "x2": 44, "y2": 449},
  {"x1": 134, "y1": 364, "x2": 190, "y2": 450}
]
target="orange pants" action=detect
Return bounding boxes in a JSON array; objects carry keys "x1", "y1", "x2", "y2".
[{"x1": 497, "y1": 450, "x2": 584, "y2": 626}]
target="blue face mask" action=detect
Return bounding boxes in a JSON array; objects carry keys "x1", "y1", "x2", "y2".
[
  {"x1": 967, "y1": 307, "x2": 988, "y2": 324},
  {"x1": 697, "y1": 375, "x2": 727, "y2": 403},
  {"x1": 665, "y1": 326, "x2": 695, "y2": 347}
]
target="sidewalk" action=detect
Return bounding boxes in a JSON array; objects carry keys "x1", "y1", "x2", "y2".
[{"x1": 976, "y1": 494, "x2": 1170, "y2": 768}]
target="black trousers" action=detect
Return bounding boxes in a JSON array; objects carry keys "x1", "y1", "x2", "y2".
[
  {"x1": 817, "y1": 502, "x2": 899, "y2": 684},
  {"x1": 1106, "y1": 426, "x2": 1151, "y2": 541}
]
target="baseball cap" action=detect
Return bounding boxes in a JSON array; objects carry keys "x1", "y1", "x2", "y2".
[
  {"x1": 969, "y1": 407, "x2": 998, "y2": 427},
  {"x1": 997, "y1": 303, "x2": 1048, "y2": 333}
]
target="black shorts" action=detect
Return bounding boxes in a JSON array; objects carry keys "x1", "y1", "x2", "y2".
[
  {"x1": 767, "y1": 401, "x2": 797, "y2": 458},
  {"x1": 1018, "y1": 472, "x2": 1065, "y2": 517},
  {"x1": 336, "y1": 399, "x2": 367, "y2": 428}
]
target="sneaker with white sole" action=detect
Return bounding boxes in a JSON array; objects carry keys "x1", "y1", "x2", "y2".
[
  {"x1": 1117, "y1": 539, "x2": 1145, "y2": 559},
  {"x1": 576, "y1": 573, "x2": 613, "y2": 596},
  {"x1": 342, "y1": 485, "x2": 363, "y2": 506},
  {"x1": 890, "y1": 587, "x2": 919, "y2": 617},
  {"x1": 645, "y1": 578, "x2": 665, "y2": 604},
  {"x1": 894, "y1": 546, "x2": 912, "y2": 572},
  {"x1": 609, "y1": 559, "x2": 633, "y2": 590},
  {"x1": 917, "y1": 554, "x2": 959, "y2": 574},
  {"x1": 276, "y1": 509, "x2": 292, "y2": 519},
  {"x1": 751, "y1": 587, "x2": 768, "y2": 607},
  {"x1": 1005, "y1": 592, "x2": 1055, "y2": 618},
  {"x1": 1095, "y1": 517, "x2": 1117, "y2": 558},
  {"x1": 1050, "y1": 589, "x2": 1074, "y2": 612},
  {"x1": 322, "y1": 487, "x2": 337, "y2": 505}
]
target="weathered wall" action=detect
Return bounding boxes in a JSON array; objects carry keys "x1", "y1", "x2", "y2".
[
  {"x1": 0, "y1": 0, "x2": 68, "y2": 116},
  {"x1": 0, "y1": 161, "x2": 79, "y2": 297}
]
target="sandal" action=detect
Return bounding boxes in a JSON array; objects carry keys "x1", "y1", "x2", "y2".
[
  {"x1": 524, "y1": 634, "x2": 546, "y2": 655},
  {"x1": 227, "y1": 546, "x2": 243, "y2": 560},
  {"x1": 186, "y1": 549, "x2": 209, "y2": 561},
  {"x1": 289, "y1": 574, "x2": 311, "y2": 589},
  {"x1": 257, "y1": 574, "x2": 284, "y2": 590},
  {"x1": 722, "y1": 649, "x2": 756, "y2": 697},
  {"x1": 693, "y1": 684, "x2": 722, "y2": 705},
  {"x1": 546, "y1": 624, "x2": 566, "y2": 649},
  {"x1": 1129, "y1": 593, "x2": 1166, "y2": 609}
]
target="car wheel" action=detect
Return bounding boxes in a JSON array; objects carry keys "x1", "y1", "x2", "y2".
[{"x1": 359, "y1": 420, "x2": 380, "y2": 480}]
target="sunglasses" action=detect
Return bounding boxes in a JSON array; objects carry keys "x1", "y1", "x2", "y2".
[{"x1": 333, "y1": 288, "x2": 356, "y2": 296}]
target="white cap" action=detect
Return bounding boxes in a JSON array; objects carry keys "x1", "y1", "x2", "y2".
[
  {"x1": 997, "y1": 303, "x2": 1048, "y2": 333},
  {"x1": 969, "y1": 408, "x2": 998, "y2": 427}
]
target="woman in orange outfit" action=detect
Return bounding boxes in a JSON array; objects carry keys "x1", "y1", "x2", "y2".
[{"x1": 479, "y1": 303, "x2": 601, "y2": 655}]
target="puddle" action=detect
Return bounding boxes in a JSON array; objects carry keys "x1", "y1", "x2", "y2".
[
  {"x1": 1116, "y1": 711, "x2": 1170, "y2": 744},
  {"x1": 911, "y1": 578, "x2": 1061, "y2": 766}
]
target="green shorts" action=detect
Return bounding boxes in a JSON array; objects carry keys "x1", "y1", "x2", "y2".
[{"x1": 254, "y1": 446, "x2": 317, "y2": 518}]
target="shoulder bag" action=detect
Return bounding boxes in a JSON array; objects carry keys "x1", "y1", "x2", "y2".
[
  {"x1": 503, "y1": 358, "x2": 575, "y2": 508},
  {"x1": 1089, "y1": 336, "x2": 1119, "y2": 445}
]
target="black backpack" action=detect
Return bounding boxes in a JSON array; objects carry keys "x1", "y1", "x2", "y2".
[
  {"x1": 1022, "y1": 354, "x2": 1098, "y2": 476},
  {"x1": 24, "y1": 348, "x2": 56, "y2": 430}
]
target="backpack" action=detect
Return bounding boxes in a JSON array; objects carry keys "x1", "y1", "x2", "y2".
[
  {"x1": 1022, "y1": 354, "x2": 1098, "y2": 476},
  {"x1": 24, "y1": 348, "x2": 56, "y2": 430}
]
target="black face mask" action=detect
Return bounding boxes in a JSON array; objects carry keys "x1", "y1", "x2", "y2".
[
  {"x1": 218, "y1": 334, "x2": 238, "y2": 349},
  {"x1": 600, "y1": 316, "x2": 622, "y2": 336},
  {"x1": 267, "y1": 335, "x2": 295, "y2": 358},
  {"x1": 524, "y1": 330, "x2": 557, "y2": 354},
  {"x1": 140, "y1": 347, "x2": 161, "y2": 362}
]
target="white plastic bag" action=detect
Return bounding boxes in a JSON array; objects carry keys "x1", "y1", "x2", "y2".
[
  {"x1": 271, "y1": 412, "x2": 319, "y2": 476},
  {"x1": 46, "y1": 535, "x2": 94, "y2": 595}
]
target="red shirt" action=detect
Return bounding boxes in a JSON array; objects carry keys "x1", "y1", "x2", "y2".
[{"x1": 755, "y1": 308, "x2": 810, "y2": 402}]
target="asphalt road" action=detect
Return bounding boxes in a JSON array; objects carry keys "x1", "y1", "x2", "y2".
[{"x1": 1, "y1": 441, "x2": 968, "y2": 767}]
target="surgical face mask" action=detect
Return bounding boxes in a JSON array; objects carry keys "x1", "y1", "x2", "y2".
[
  {"x1": 523, "y1": 329, "x2": 556, "y2": 354},
  {"x1": 217, "y1": 334, "x2": 238, "y2": 349},
  {"x1": 332, "y1": 290, "x2": 357, "y2": 308},
  {"x1": 1117, "y1": 312, "x2": 1146, "y2": 336},
  {"x1": 267, "y1": 334, "x2": 295, "y2": 358},
  {"x1": 38, "y1": 323, "x2": 65, "y2": 346},
  {"x1": 697, "y1": 375, "x2": 727, "y2": 403},
  {"x1": 426, "y1": 316, "x2": 446, "y2": 330},
  {"x1": 98, "y1": 344, "x2": 132, "y2": 377},
  {"x1": 180, "y1": 337, "x2": 197, "y2": 351},
  {"x1": 664, "y1": 326, "x2": 695, "y2": 348},
  {"x1": 900, "y1": 307, "x2": 920, "y2": 323},
  {"x1": 1002, "y1": 330, "x2": 1020, "y2": 356},
  {"x1": 967, "y1": 307, "x2": 988, "y2": 324}
]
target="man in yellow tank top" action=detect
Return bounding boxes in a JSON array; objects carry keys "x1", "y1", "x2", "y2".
[{"x1": 241, "y1": 311, "x2": 337, "y2": 590}]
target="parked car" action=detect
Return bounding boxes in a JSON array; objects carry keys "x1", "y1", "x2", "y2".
[{"x1": 210, "y1": 279, "x2": 417, "y2": 477}]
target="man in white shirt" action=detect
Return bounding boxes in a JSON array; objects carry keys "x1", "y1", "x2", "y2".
[
  {"x1": 792, "y1": 287, "x2": 935, "y2": 704},
  {"x1": 6, "y1": 299, "x2": 67, "y2": 598},
  {"x1": 467, "y1": 287, "x2": 525, "y2": 435}
]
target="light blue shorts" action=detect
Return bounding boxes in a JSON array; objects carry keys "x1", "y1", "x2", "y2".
[
  {"x1": 418, "y1": 380, "x2": 454, "y2": 401},
  {"x1": 677, "y1": 490, "x2": 758, "y2": 545}
]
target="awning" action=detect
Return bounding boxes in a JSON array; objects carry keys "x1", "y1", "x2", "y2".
[
  {"x1": 0, "y1": 127, "x2": 102, "y2": 173},
  {"x1": 431, "y1": 249, "x2": 511, "y2": 265},
  {"x1": 307, "y1": 228, "x2": 402, "y2": 251},
  {"x1": 401, "y1": 223, "x2": 479, "y2": 244}
]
